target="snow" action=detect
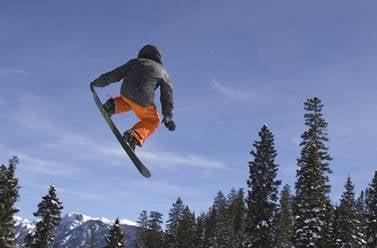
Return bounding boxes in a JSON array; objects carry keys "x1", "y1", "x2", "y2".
[
  {"x1": 64, "y1": 212, "x2": 137, "y2": 226},
  {"x1": 14, "y1": 216, "x2": 35, "y2": 231},
  {"x1": 119, "y1": 218, "x2": 138, "y2": 226}
]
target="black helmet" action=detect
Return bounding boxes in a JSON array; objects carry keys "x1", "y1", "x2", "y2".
[{"x1": 138, "y1": 44, "x2": 163, "y2": 64}]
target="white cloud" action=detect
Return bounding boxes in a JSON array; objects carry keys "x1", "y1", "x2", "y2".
[
  {"x1": 211, "y1": 79, "x2": 256, "y2": 102},
  {"x1": 139, "y1": 150, "x2": 226, "y2": 169},
  {"x1": 56, "y1": 186, "x2": 105, "y2": 201},
  {"x1": 17, "y1": 153, "x2": 81, "y2": 177},
  {"x1": 2, "y1": 93, "x2": 226, "y2": 173},
  {"x1": 47, "y1": 131, "x2": 226, "y2": 170},
  {"x1": 130, "y1": 179, "x2": 206, "y2": 198},
  {"x1": 0, "y1": 68, "x2": 28, "y2": 76},
  {"x1": 4, "y1": 93, "x2": 56, "y2": 130}
]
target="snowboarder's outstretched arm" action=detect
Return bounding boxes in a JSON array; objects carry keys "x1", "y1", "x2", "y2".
[
  {"x1": 160, "y1": 72, "x2": 175, "y2": 131},
  {"x1": 91, "y1": 62, "x2": 132, "y2": 88}
]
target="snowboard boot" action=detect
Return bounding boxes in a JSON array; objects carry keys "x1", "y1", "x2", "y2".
[
  {"x1": 123, "y1": 130, "x2": 141, "y2": 151},
  {"x1": 103, "y1": 98, "x2": 115, "y2": 117}
]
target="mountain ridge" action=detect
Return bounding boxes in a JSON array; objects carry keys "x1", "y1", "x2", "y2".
[{"x1": 15, "y1": 212, "x2": 138, "y2": 248}]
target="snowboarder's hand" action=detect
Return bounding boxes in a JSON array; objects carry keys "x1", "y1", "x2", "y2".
[
  {"x1": 91, "y1": 78, "x2": 106, "y2": 88},
  {"x1": 90, "y1": 81, "x2": 96, "y2": 92},
  {"x1": 162, "y1": 116, "x2": 176, "y2": 131}
]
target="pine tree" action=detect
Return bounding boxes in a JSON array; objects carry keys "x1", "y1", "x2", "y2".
[
  {"x1": 275, "y1": 185, "x2": 293, "y2": 248},
  {"x1": 358, "y1": 190, "x2": 367, "y2": 213},
  {"x1": 227, "y1": 188, "x2": 246, "y2": 248},
  {"x1": 366, "y1": 171, "x2": 377, "y2": 247},
  {"x1": 213, "y1": 191, "x2": 232, "y2": 247},
  {"x1": 194, "y1": 213, "x2": 206, "y2": 248},
  {"x1": 0, "y1": 156, "x2": 20, "y2": 248},
  {"x1": 136, "y1": 210, "x2": 148, "y2": 248},
  {"x1": 357, "y1": 190, "x2": 368, "y2": 245},
  {"x1": 294, "y1": 144, "x2": 333, "y2": 247},
  {"x1": 165, "y1": 197, "x2": 185, "y2": 247},
  {"x1": 203, "y1": 206, "x2": 217, "y2": 247},
  {"x1": 145, "y1": 211, "x2": 164, "y2": 248},
  {"x1": 293, "y1": 97, "x2": 334, "y2": 247},
  {"x1": 334, "y1": 177, "x2": 366, "y2": 247},
  {"x1": 245, "y1": 125, "x2": 281, "y2": 247},
  {"x1": 27, "y1": 185, "x2": 63, "y2": 248},
  {"x1": 176, "y1": 206, "x2": 196, "y2": 248},
  {"x1": 299, "y1": 97, "x2": 332, "y2": 175},
  {"x1": 104, "y1": 218, "x2": 125, "y2": 248}
]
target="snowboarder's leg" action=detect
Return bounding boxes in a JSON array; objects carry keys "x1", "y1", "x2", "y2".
[
  {"x1": 112, "y1": 96, "x2": 132, "y2": 114},
  {"x1": 118, "y1": 96, "x2": 160, "y2": 146},
  {"x1": 103, "y1": 96, "x2": 132, "y2": 117},
  {"x1": 131, "y1": 105, "x2": 160, "y2": 146}
]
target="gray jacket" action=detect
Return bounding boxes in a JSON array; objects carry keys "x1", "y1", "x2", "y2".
[{"x1": 92, "y1": 58, "x2": 174, "y2": 118}]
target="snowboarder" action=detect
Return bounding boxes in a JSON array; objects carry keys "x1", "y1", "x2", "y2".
[{"x1": 91, "y1": 44, "x2": 175, "y2": 151}]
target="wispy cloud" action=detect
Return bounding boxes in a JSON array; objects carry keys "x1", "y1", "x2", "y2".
[
  {"x1": 47, "y1": 131, "x2": 226, "y2": 170},
  {"x1": 56, "y1": 186, "x2": 105, "y2": 201},
  {"x1": 0, "y1": 68, "x2": 28, "y2": 76},
  {"x1": 130, "y1": 179, "x2": 206, "y2": 198},
  {"x1": 211, "y1": 79, "x2": 256, "y2": 102},
  {"x1": 0, "y1": 141, "x2": 81, "y2": 178},
  {"x1": 140, "y1": 150, "x2": 226, "y2": 169},
  {"x1": 2, "y1": 93, "x2": 226, "y2": 172},
  {"x1": 16, "y1": 153, "x2": 81, "y2": 177},
  {"x1": 4, "y1": 93, "x2": 55, "y2": 130}
]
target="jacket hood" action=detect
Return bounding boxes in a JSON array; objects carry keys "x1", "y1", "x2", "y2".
[{"x1": 137, "y1": 45, "x2": 163, "y2": 64}]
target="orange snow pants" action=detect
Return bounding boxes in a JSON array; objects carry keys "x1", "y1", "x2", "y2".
[{"x1": 112, "y1": 95, "x2": 160, "y2": 146}]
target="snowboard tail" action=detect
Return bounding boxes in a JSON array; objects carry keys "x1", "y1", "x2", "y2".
[{"x1": 91, "y1": 85, "x2": 151, "y2": 178}]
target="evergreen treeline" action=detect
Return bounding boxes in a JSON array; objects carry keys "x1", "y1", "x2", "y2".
[
  {"x1": 1, "y1": 97, "x2": 377, "y2": 248},
  {"x1": 135, "y1": 97, "x2": 375, "y2": 248}
]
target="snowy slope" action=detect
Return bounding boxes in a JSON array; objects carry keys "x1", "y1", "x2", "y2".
[{"x1": 15, "y1": 213, "x2": 138, "y2": 248}]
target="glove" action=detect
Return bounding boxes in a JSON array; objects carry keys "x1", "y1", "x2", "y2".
[
  {"x1": 162, "y1": 116, "x2": 176, "y2": 131},
  {"x1": 90, "y1": 81, "x2": 96, "y2": 92},
  {"x1": 90, "y1": 77, "x2": 106, "y2": 89}
]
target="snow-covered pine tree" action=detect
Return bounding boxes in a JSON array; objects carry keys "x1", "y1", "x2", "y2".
[
  {"x1": 104, "y1": 218, "x2": 126, "y2": 248},
  {"x1": 145, "y1": 211, "x2": 164, "y2": 248},
  {"x1": 213, "y1": 191, "x2": 232, "y2": 248},
  {"x1": 357, "y1": 190, "x2": 368, "y2": 245},
  {"x1": 245, "y1": 125, "x2": 281, "y2": 247},
  {"x1": 194, "y1": 213, "x2": 206, "y2": 248},
  {"x1": 203, "y1": 206, "x2": 217, "y2": 247},
  {"x1": 366, "y1": 171, "x2": 377, "y2": 247},
  {"x1": 176, "y1": 206, "x2": 196, "y2": 248},
  {"x1": 299, "y1": 97, "x2": 332, "y2": 175},
  {"x1": 136, "y1": 210, "x2": 148, "y2": 248},
  {"x1": 293, "y1": 97, "x2": 334, "y2": 247},
  {"x1": 28, "y1": 185, "x2": 63, "y2": 248},
  {"x1": 294, "y1": 144, "x2": 334, "y2": 247},
  {"x1": 165, "y1": 197, "x2": 184, "y2": 247},
  {"x1": 275, "y1": 184, "x2": 293, "y2": 248},
  {"x1": 334, "y1": 177, "x2": 367, "y2": 247},
  {"x1": 358, "y1": 190, "x2": 367, "y2": 213},
  {"x1": 227, "y1": 188, "x2": 246, "y2": 248},
  {"x1": 0, "y1": 156, "x2": 20, "y2": 248}
]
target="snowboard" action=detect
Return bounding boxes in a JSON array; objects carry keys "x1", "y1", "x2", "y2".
[{"x1": 90, "y1": 84, "x2": 151, "y2": 178}]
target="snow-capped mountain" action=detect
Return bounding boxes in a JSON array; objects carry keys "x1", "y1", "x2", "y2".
[{"x1": 15, "y1": 213, "x2": 138, "y2": 248}]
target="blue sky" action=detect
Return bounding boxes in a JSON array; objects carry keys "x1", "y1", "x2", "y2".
[{"x1": 1, "y1": 1, "x2": 377, "y2": 222}]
